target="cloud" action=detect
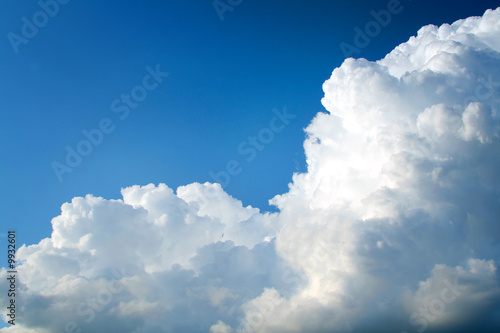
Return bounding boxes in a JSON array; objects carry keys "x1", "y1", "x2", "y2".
[
  {"x1": 2, "y1": 7, "x2": 500, "y2": 333},
  {"x1": 402, "y1": 259, "x2": 500, "y2": 332},
  {"x1": 1, "y1": 183, "x2": 293, "y2": 332}
]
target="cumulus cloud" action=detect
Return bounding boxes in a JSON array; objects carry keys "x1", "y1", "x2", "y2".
[
  {"x1": 1, "y1": 183, "x2": 292, "y2": 332},
  {"x1": 2, "y1": 7, "x2": 500, "y2": 333}
]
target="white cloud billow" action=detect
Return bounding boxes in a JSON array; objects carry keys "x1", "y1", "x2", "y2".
[{"x1": 2, "y1": 8, "x2": 500, "y2": 333}]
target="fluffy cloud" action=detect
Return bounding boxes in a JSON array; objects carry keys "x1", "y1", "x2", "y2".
[
  {"x1": 2, "y1": 7, "x2": 500, "y2": 333},
  {"x1": 1, "y1": 183, "x2": 291, "y2": 332}
]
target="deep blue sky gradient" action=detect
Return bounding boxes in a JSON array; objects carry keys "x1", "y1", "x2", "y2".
[{"x1": 1, "y1": 0, "x2": 498, "y2": 247}]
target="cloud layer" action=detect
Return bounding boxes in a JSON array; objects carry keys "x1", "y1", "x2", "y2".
[{"x1": 2, "y1": 7, "x2": 500, "y2": 333}]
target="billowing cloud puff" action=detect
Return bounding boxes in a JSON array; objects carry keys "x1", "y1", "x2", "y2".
[
  {"x1": 2, "y1": 7, "x2": 500, "y2": 333},
  {"x1": 1, "y1": 183, "x2": 292, "y2": 332}
]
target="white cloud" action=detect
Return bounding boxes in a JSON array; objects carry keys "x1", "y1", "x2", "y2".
[
  {"x1": 3, "y1": 7, "x2": 500, "y2": 333},
  {"x1": 402, "y1": 259, "x2": 500, "y2": 332},
  {"x1": 210, "y1": 320, "x2": 234, "y2": 333}
]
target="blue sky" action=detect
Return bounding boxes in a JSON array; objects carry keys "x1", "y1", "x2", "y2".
[
  {"x1": 2, "y1": 1, "x2": 500, "y2": 332},
  {"x1": 1, "y1": 0, "x2": 496, "y2": 247}
]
